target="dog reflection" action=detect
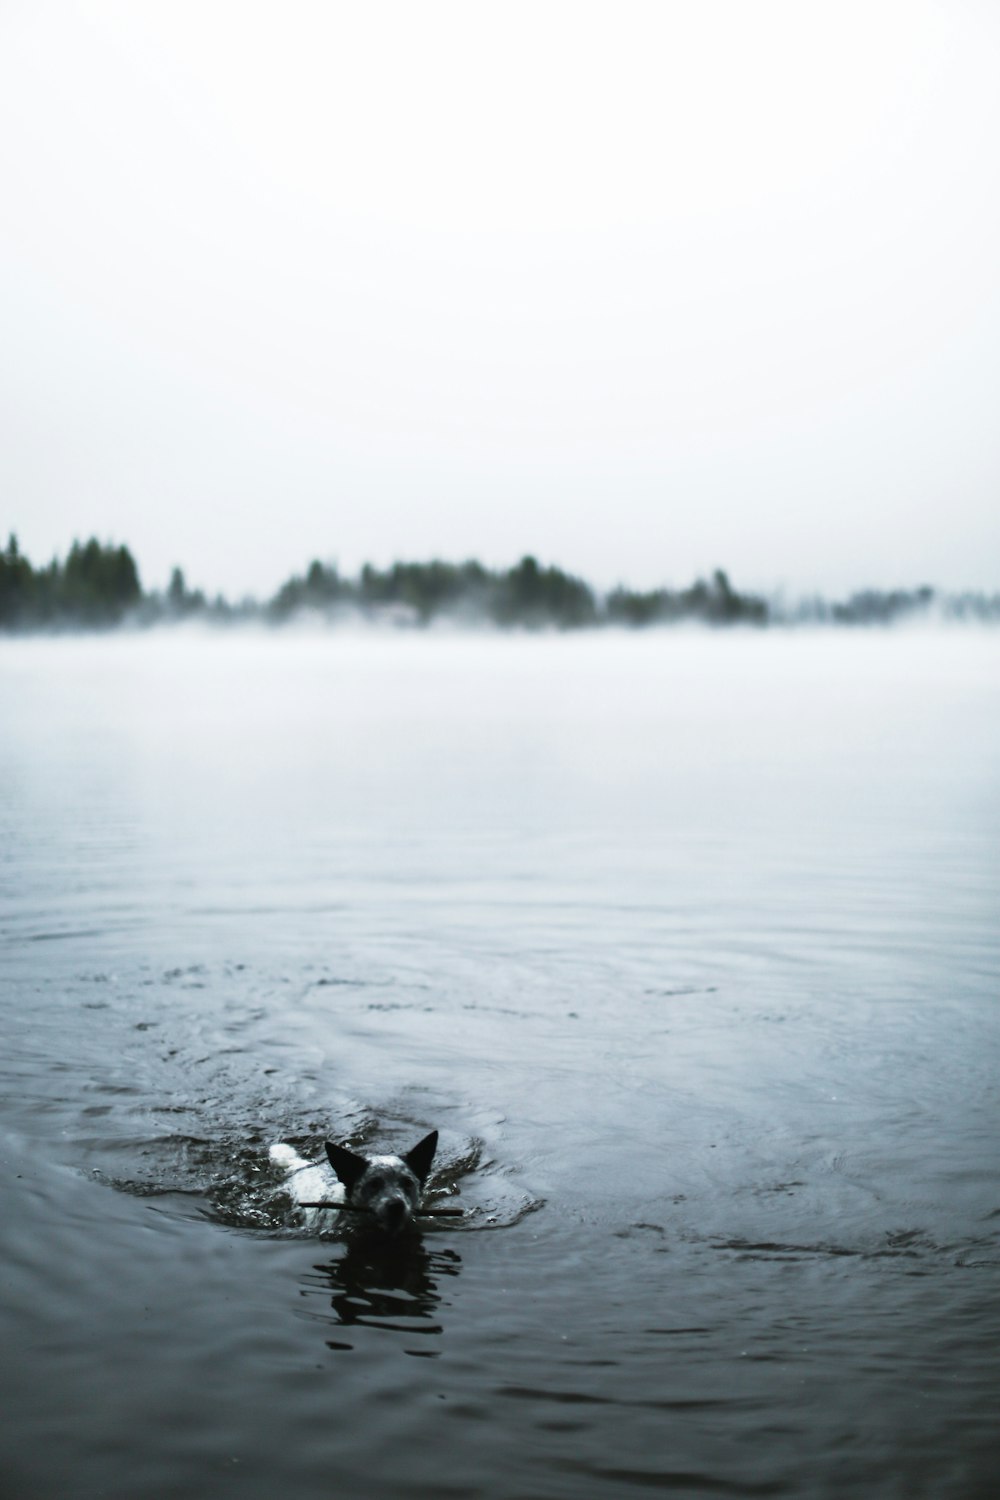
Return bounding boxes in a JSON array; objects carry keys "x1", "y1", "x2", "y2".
[{"x1": 314, "y1": 1235, "x2": 461, "y2": 1343}]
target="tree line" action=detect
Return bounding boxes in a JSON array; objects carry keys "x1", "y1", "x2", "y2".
[
  {"x1": 1, "y1": 533, "x2": 997, "y2": 633},
  {"x1": 0, "y1": 535, "x2": 141, "y2": 628}
]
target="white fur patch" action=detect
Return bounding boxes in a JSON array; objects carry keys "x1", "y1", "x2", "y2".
[{"x1": 269, "y1": 1142, "x2": 345, "y2": 1232}]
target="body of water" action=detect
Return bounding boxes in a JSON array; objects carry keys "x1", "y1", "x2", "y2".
[{"x1": 1, "y1": 628, "x2": 998, "y2": 1498}]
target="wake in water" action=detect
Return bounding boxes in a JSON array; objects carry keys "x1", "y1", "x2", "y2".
[{"x1": 101, "y1": 1122, "x2": 540, "y2": 1237}]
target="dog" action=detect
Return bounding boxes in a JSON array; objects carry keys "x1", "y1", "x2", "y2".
[{"x1": 269, "y1": 1130, "x2": 438, "y2": 1237}]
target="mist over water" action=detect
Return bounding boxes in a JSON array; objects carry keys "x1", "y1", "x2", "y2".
[{"x1": 2, "y1": 629, "x2": 998, "y2": 1499}]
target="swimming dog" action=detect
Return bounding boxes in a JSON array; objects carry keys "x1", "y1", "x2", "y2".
[{"x1": 269, "y1": 1130, "x2": 438, "y2": 1237}]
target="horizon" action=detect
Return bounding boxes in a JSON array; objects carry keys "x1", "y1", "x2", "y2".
[
  {"x1": 7, "y1": 529, "x2": 996, "y2": 605},
  {"x1": 4, "y1": 532, "x2": 997, "y2": 638}
]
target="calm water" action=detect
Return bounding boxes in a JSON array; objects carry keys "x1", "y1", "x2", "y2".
[{"x1": 1, "y1": 628, "x2": 998, "y2": 1499}]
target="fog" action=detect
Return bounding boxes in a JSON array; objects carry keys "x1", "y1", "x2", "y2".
[{"x1": 2, "y1": 1, "x2": 999, "y2": 597}]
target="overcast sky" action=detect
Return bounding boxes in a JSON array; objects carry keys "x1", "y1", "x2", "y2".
[{"x1": 2, "y1": 0, "x2": 998, "y2": 598}]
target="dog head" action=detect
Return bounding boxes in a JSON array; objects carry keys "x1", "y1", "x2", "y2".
[{"x1": 325, "y1": 1130, "x2": 438, "y2": 1237}]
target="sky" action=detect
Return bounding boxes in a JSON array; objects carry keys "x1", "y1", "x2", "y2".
[{"x1": 1, "y1": 0, "x2": 998, "y2": 599}]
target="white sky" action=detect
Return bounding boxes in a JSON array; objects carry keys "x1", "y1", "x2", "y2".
[{"x1": 2, "y1": 0, "x2": 998, "y2": 598}]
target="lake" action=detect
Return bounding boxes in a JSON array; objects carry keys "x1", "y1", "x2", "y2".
[{"x1": 1, "y1": 626, "x2": 998, "y2": 1499}]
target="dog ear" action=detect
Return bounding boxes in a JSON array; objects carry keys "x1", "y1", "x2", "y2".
[
  {"x1": 403, "y1": 1129, "x2": 438, "y2": 1185},
  {"x1": 324, "y1": 1141, "x2": 369, "y2": 1191}
]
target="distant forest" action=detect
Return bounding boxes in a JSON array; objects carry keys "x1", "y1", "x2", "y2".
[{"x1": 1, "y1": 533, "x2": 997, "y2": 633}]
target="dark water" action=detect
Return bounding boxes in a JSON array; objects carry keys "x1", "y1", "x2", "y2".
[{"x1": 2, "y1": 629, "x2": 998, "y2": 1499}]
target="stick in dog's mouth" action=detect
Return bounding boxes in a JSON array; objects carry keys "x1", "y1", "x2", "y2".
[{"x1": 298, "y1": 1200, "x2": 464, "y2": 1217}]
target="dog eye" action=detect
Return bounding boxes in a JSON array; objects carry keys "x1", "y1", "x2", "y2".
[{"x1": 367, "y1": 1175, "x2": 385, "y2": 1193}]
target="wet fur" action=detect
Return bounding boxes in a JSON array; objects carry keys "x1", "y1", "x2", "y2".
[{"x1": 270, "y1": 1130, "x2": 438, "y2": 1237}]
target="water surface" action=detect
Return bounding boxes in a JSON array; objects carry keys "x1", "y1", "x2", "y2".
[{"x1": 2, "y1": 629, "x2": 998, "y2": 1498}]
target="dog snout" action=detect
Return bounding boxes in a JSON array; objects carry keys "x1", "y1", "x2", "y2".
[{"x1": 381, "y1": 1195, "x2": 410, "y2": 1233}]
